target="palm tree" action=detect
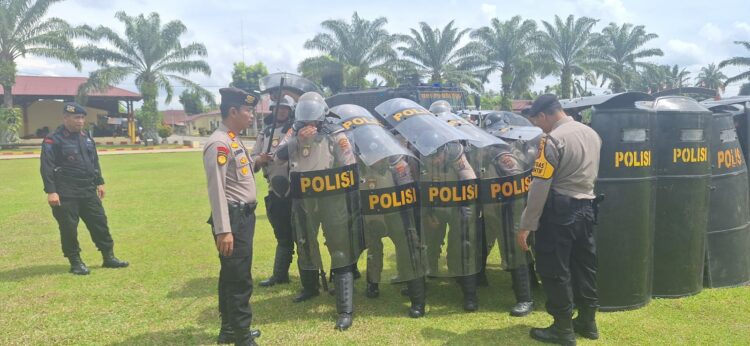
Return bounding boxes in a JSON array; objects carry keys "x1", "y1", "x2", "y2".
[
  {"x1": 536, "y1": 15, "x2": 599, "y2": 99},
  {"x1": 396, "y1": 21, "x2": 479, "y2": 88},
  {"x1": 591, "y1": 23, "x2": 663, "y2": 92},
  {"x1": 78, "y1": 12, "x2": 212, "y2": 141},
  {"x1": 719, "y1": 41, "x2": 750, "y2": 88},
  {"x1": 302, "y1": 12, "x2": 397, "y2": 89},
  {"x1": 464, "y1": 16, "x2": 538, "y2": 109},
  {"x1": 666, "y1": 64, "x2": 691, "y2": 89},
  {"x1": 695, "y1": 63, "x2": 727, "y2": 91},
  {"x1": 0, "y1": 0, "x2": 82, "y2": 108}
]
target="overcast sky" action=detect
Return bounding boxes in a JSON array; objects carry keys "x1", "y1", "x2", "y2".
[{"x1": 15, "y1": 0, "x2": 750, "y2": 109}]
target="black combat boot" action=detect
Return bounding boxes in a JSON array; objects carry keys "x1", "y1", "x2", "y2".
[
  {"x1": 509, "y1": 267, "x2": 534, "y2": 317},
  {"x1": 573, "y1": 306, "x2": 599, "y2": 340},
  {"x1": 293, "y1": 269, "x2": 320, "y2": 303},
  {"x1": 259, "y1": 246, "x2": 292, "y2": 287},
  {"x1": 233, "y1": 328, "x2": 260, "y2": 346},
  {"x1": 101, "y1": 249, "x2": 129, "y2": 268},
  {"x1": 216, "y1": 317, "x2": 234, "y2": 344},
  {"x1": 334, "y1": 271, "x2": 354, "y2": 331},
  {"x1": 530, "y1": 317, "x2": 576, "y2": 346},
  {"x1": 460, "y1": 275, "x2": 478, "y2": 312},
  {"x1": 68, "y1": 254, "x2": 90, "y2": 275},
  {"x1": 407, "y1": 277, "x2": 426, "y2": 318},
  {"x1": 366, "y1": 279, "x2": 380, "y2": 299}
]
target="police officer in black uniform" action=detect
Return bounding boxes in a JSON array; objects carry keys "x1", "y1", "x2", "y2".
[
  {"x1": 40, "y1": 102, "x2": 129, "y2": 275},
  {"x1": 253, "y1": 96, "x2": 296, "y2": 287}
]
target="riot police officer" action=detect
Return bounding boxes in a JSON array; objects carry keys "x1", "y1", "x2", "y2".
[
  {"x1": 518, "y1": 94, "x2": 602, "y2": 345},
  {"x1": 277, "y1": 92, "x2": 363, "y2": 331},
  {"x1": 481, "y1": 111, "x2": 543, "y2": 316},
  {"x1": 203, "y1": 87, "x2": 261, "y2": 345},
  {"x1": 333, "y1": 104, "x2": 427, "y2": 318},
  {"x1": 252, "y1": 95, "x2": 296, "y2": 287},
  {"x1": 40, "y1": 102, "x2": 129, "y2": 275},
  {"x1": 375, "y1": 99, "x2": 482, "y2": 312}
]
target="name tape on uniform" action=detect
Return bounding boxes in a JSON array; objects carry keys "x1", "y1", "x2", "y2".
[
  {"x1": 360, "y1": 183, "x2": 418, "y2": 215},
  {"x1": 419, "y1": 180, "x2": 479, "y2": 207},
  {"x1": 290, "y1": 164, "x2": 359, "y2": 198},
  {"x1": 479, "y1": 171, "x2": 532, "y2": 203},
  {"x1": 387, "y1": 108, "x2": 432, "y2": 122}
]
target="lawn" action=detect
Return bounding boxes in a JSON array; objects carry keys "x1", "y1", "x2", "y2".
[{"x1": 1, "y1": 152, "x2": 748, "y2": 345}]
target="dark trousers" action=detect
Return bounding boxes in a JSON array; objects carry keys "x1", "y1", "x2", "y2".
[
  {"x1": 214, "y1": 203, "x2": 256, "y2": 331},
  {"x1": 51, "y1": 195, "x2": 114, "y2": 257},
  {"x1": 534, "y1": 200, "x2": 598, "y2": 319},
  {"x1": 265, "y1": 193, "x2": 294, "y2": 249}
]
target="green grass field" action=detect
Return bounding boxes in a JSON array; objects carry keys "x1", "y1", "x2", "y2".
[{"x1": 1, "y1": 152, "x2": 748, "y2": 345}]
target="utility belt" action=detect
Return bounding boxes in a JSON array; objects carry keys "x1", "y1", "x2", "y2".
[
  {"x1": 541, "y1": 190, "x2": 603, "y2": 225},
  {"x1": 228, "y1": 201, "x2": 257, "y2": 217}
]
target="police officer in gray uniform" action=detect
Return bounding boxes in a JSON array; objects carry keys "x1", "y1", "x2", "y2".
[
  {"x1": 276, "y1": 92, "x2": 362, "y2": 331},
  {"x1": 517, "y1": 94, "x2": 602, "y2": 346},
  {"x1": 40, "y1": 102, "x2": 128, "y2": 275},
  {"x1": 203, "y1": 87, "x2": 261, "y2": 346},
  {"x1": 252, "y1": 95, "x2": 296, "y2": 287}
]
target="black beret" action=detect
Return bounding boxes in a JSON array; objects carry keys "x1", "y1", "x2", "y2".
[
  {"x1": 63, "y1": 102, "x2": 87, "y2": 115},
  {"x1": 220, "y1": 87, "x2": 259, "y2": 107},
  {"x1": 524, "y1": 94, "x2": 561, "y2": 117}
]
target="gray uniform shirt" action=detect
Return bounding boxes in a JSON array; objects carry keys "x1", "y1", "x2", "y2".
[
  {"x1": 520, "y1": 116, "x2": 602, "y2": 231},
  {"x1": 251, "y1": 124, "x2": 289, "y2": 194},
  {"x1": 203, "y1": 124, "x2": 257, "y2": 235}
]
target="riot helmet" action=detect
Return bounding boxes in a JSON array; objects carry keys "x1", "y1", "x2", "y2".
[
  {"x1": 294, "y1": 92, "x2": 328, "y2": 123},
  {"x1": 429, "y1": 100, "x2": 452, "y2": 115}
]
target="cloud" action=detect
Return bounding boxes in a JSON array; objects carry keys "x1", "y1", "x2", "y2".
[
  {"x1": 699, "y1": 23, "x2": 723, "y2": 42},
  {"x1": 575, "y1": 0, "x2": 632, "y2": 23},
  {"x1": 734, "y1": 22, "x2": 750, "y2": 35},
  {"x1": 480, "y1": 3, "x2": 497, "y2": 20}
]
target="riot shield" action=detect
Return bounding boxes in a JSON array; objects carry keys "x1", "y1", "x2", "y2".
[
  {"x1": 259, "y1": 72, "x2": 323, "y2": 99},
  {"x1": 287, "y1": 130, "x2": 363, "y2": 271},
  {"x1": 374, "y1": 98, "x2": 469, "y2": 156},
  {"x1": 649, "y1": 96, "x2": 711, "y2": 298},
  {"x1": 331, "y1": 104, "x2": 425, "y2": 283},
  {"x1": 418, "y1": 142, "x2": 482, "y2": 277},
  {"x1": 704, "y1": 108, "x2": 750, "y2": 288},
  {"x1": 482, "y1": 111, "x2": 543, "y2": 142}
]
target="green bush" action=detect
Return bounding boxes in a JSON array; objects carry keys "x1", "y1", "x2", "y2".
[
  {"x1": 158, "y1": 125, "x2": 173, "y2": 139},
  {"x1": 0, "y1": 107, "x2": 22, "y2": 144}
]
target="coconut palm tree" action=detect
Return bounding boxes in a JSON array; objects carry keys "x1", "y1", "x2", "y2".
[
  {"x1": 695, "y1": 63, "x2": 727, "y2": 91},
  {"x1": 302, "y1": 12, "x2": 398, "y2": 89},
  {"x1": 78, "y1": 12, "x2": 212, "y2": 141},
  {"x1": 590, "y1": 22, "x2": 663, "y2": 92},
  {"x1": 463, "y1": 16, "x2": 538, "y2": 109},
  {"x1": 666, "y1": 64, "x2": 691, "y2": 89},
  {"x1": 719, "y1": 41, "x2": 750, "y2": 88},
  {"x1": 536, "y1": 15, "x2": 599, "y2": 99},
  {"x1": 396, "y1": 20, "x2": 481, "y2": 91},
  {"x1": 0, "y1": 0, "x2": 82, "y2": 108}
]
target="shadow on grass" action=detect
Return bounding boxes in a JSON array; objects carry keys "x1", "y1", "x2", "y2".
[
  {"x1": 167, "y1": 277, "x2": 216, "y2": 298},
  {"x1": 195, "y1": 291, "x2": 336, "y2": 327},
  {"x1": 0, "y1": 264, "x2": 68, "y2": 282},
  {"x1": 421, "y1": 325, "x2": 533, "y2": 345},
  {"x1": 107, "y1": 327, "x2": 214, "y2": 346}
]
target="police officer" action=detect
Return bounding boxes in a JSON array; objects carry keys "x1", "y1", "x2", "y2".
[
  {"x1": 40, "y1": 102, "x2": 129, "y2": 275},
  {"x1": 429, "y1": 100, "x2": 452, "y2": 115},
  {"x1": 252, "y1": 95, "x2": 296, "y2": 287},
  {"x1": 203, "y1": 87, "x2": 261, "y2": 346},
  {"x1": 517, "y1": 94, "x2": 602, "y2": 345},
  {"x1": 277, "y1": 92, "x2": 362, "y2": 331}
]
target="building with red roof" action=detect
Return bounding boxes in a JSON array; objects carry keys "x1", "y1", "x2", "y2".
[{"x1": 0, "y1": 75, "x2": 141, "y2": 138}]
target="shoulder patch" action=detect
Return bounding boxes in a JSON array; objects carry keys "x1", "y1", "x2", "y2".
[
  {"x1": 500, "y1": 153, "x2": 516, "y2": 170},
  {"x1": 217, "y1": 146, "x2": 229, "y2": 166},
  {"x1": 44, "y1": 137, "x2": 54, "y2": 144},
  {"x1": 532, "y1": 137, "x2": 555, "y2": 179}
]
